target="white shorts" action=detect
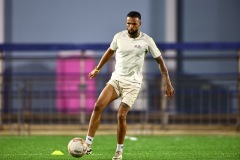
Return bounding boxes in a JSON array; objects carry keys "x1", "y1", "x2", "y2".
[{"x1": 107, "y1": 79, "x2": 141, "y2": 108}]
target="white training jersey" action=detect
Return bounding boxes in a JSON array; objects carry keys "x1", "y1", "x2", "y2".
[{"x1": 110, "y1": 30, "x2": 161, "y2": 87}]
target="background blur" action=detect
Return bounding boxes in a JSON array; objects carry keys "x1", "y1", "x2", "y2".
[{"x1": 0, "y1": 0, "x2": 239, "y2": 135}]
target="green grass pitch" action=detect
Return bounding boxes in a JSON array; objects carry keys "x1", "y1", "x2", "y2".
[{"x1": 0, "y1": 135, "x2": 239, "y2": 160}]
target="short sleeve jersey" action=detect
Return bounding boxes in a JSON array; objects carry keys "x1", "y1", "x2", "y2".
[{"x1": 110, "y1": 30, "x2": 161, "y2": 87}]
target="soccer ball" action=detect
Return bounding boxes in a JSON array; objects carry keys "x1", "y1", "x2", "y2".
[{"x1": 68, "y1": 137, "x2": 87, "y2": 158}]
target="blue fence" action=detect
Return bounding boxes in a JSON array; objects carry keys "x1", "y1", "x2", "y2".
[
  {"x1": 1, "y1": 42, "x2": 240, "y2": 51},
  {"x1": 0, "y1": 43, "x2": 239, "y2": 134}
]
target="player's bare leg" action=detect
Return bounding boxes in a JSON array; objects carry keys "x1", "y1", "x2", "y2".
[
  {"x1": 86, "y1": 84, "x2": 118, "y2": 155},
  {"x1": 117, "y1": 102, "x2": 130, "y2": 144},
  {"x1": 112, "y1": 102, "x2": 130, "y2": 160}
]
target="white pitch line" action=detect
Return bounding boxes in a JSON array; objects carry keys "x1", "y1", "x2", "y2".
[{"x1": 125, "y1": 136, "x2": 138, "y2": 141}]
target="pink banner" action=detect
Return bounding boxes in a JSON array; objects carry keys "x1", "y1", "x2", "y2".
[{"x1": 56, "y1": 51, "x2": 96, "y2": 114}]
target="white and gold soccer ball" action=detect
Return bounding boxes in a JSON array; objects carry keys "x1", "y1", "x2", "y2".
[{"x1": 68, "y1": 137, "x2": 87, "y2": 158}]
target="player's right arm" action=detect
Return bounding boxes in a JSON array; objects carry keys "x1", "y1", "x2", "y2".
[{"x1": 89, "y1": 48, "x2": 115, "y2": 79}]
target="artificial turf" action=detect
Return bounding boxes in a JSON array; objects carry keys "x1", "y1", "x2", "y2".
[{"x1": 0, "y1": 135, "x2": 239, "y2": 160}]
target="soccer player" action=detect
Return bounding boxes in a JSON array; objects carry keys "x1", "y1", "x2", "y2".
[{"x1": 85, "y1": 11, "x2": 174, "y2": 160}]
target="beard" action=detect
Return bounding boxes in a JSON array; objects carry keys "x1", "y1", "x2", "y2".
[{"x1": 127, "y1": 29, "x2": 138, "y2": 36}]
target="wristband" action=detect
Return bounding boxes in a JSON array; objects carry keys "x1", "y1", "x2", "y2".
[{"x1": 94, "y1": 67, "x2": 100, "y2": 73}]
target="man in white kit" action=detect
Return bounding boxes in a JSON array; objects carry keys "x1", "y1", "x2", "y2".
[{"x1": 85, "y1": 11, "x2": 175, "y2": 160}]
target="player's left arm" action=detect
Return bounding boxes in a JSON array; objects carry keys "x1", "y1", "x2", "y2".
[{"x1": 155, "y1": 56, "x2": 175, "y2": 99}]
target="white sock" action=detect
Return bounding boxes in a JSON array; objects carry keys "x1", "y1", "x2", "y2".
[
  {"x1": 116, "y1": 144, "x2": 124, "y2": 152},
  {"x1": 85, "y1": 136, "x2": 94, "y2": 145}
]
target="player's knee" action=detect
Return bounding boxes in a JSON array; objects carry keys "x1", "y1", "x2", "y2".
[
  {"x1": 93, "y1": 102, "x2": 104, "y2": 113},
  {"x1": 117, "y1": 113, "x2": 127, "y2": 122}
]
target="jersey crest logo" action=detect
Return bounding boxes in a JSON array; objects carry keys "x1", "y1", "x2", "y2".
[{"x1": 134, "y1": 45, "x2": 141, "y2": 49}]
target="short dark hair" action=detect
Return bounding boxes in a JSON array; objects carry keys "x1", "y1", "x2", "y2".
[{"x1": 127, "y1": 11, "x2": 141, "y2": 20}]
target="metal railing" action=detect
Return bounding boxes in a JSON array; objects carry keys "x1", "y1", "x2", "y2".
[{"x1": 0, "y1": 43, "x2": 239, "y2": 135}]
